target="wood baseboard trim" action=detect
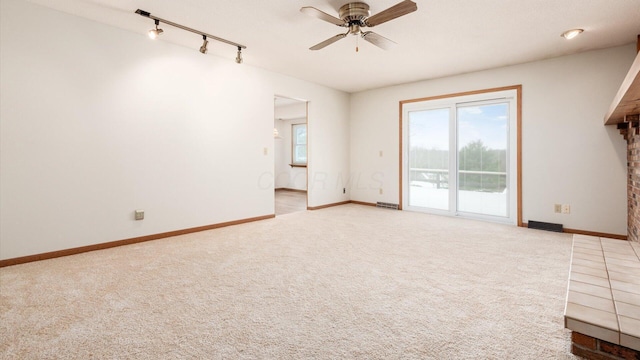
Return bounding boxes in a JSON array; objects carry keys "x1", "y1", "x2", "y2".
[
  {"x1": 307, "y1": 201, "x2": 351, "y2": 210},
  {"x1": 275, "y1": 188, "x2": 307, "y2": 193},
  {"x1": 0, "y1": 214, "x2": 275, "y2": 268},
  {"x1": 350, "y1": 200, "x2": 377, "y2": 207},
  {"x1": 563, "y1": 227, "x2": 627, "y2": 240},
  {"x1": 520, "y1": 222, "x2": 627, "y2": 240}
]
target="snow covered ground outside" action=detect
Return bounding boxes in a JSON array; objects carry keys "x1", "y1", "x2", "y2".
[{"x1": 408, "y1": 181, "x2": 507, "y2": 217}]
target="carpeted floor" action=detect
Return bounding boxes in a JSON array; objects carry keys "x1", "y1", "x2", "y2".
[{"x1": 0, "y1": 204, "x2": 577, "y2": 359}]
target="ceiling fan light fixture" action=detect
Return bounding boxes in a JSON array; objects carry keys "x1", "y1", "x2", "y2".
[
  {"x1": 561, "y1": 28, "x2": 583, "y2": 40},
  {"x1": 349, "y1": 23, "x2": 361, "y2": 35}
]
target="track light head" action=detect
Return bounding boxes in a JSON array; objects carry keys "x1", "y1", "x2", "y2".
[
  {"x1": 200, "y1": 35, "x2": 209, "y2": 54},
  {"x1": 148, "y1": 28, "x2": 163, "y2": 39},
  {"x1": 148, "y1": 19, "x2": 163, "y2": 39},
  {"x1": 235, "y1": 46, "x2": 243, "y2": 64}
]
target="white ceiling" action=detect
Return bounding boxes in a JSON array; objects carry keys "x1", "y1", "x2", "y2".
[{"x1": 26, "y1": 0, "x2": 640, "y2": 93}]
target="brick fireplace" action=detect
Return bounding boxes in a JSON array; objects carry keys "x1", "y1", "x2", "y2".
[
  {"x1": 619, "y1": 116, "x2": 640, "y2": 243},
  {"x1": 608, "y1": 35, "x2": 640, "y2": 243}
]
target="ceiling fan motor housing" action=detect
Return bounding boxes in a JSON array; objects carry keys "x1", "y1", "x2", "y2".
[{"x1": 339, "y1": 2, "x2": 370, "y2": 33}]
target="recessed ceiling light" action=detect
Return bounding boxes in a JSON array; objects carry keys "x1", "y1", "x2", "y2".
[{"x1": 561, "y1": 29, "x2": 584, "y2": 40}]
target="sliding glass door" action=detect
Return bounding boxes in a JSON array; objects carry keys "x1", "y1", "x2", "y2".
[
  {"x1": 457, "y1": 102, "x2": 509, "y2": 217},
  {"x1": 403, "y1": 89, "x2": 517, "y2": 223},
  {"x1": 408, "y1": 107, "x2": 451, "y2": 211}
]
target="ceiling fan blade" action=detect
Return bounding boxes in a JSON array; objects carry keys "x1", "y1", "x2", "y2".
[
  {"x1": 361, "y1": 31, "x2": 397, "y2": 50},
  {"x1": 310, "y1": 33, "x2": 347, "y2": 50},
  {"x1": 364, "y1": 0, "x2": 417, "y2": 27},
  {"x1": 300, "y1": 6, "x2": 345, "y2": 26}
]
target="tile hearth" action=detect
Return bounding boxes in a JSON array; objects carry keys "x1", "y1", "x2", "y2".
[{"x1": 564, "y1": 235, "x2": 640, "y2": 352}]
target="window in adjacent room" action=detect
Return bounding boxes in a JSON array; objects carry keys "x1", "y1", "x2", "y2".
[{"x1": 291, "y1": 123, "x2": 307, "y2": 166}]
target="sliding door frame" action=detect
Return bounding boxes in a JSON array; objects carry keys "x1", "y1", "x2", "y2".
[{"x1": 398, "y1": 85, "x2": 523, "y2": 226}]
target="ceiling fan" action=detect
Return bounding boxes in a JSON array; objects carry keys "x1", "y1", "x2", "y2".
[{"x1": 300, "y1": 0, "x2": 417, "y2": 51}]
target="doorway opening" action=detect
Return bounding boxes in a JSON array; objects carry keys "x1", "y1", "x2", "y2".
[{"x1": 274, "y1": 95, "x2": 308, "y2": 216}]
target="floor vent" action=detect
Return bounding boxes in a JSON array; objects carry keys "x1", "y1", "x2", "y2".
[
  {"x1": 528, "y1": 220, "x2": 563, "y2": 233},
  {"x1": 376, "y1": 202, "x2": 399, "y2": 210}
]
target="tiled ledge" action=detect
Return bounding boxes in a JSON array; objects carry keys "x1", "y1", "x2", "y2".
[{"x1": 564, "y1": 235, "x2": 640, "y2": 351}]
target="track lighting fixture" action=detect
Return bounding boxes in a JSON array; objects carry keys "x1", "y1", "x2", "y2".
[
  {"x1": 200, "y1": 35, "x2": 209, "y2": 54},
  {"x1": 148, "y1": 19, "x2": 163, "y2": 39},
  {"x1": 235, "y1": 46, "x2": 243, "y2": 64},
  {"x1": 135, "y1": 9, "x2": 246, "y2": 62}
]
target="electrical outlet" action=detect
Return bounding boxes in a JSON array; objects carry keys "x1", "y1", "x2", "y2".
[
  {"x1": 379, "y1": 188, "x2": 383, "y2": 195},
  {"x1": 134, "y1": 210, "x2": 144, "y2": 220},
  {"x1": 263, "y1": 147, "x2": 268, "y2": 155},
  {"x1": 343, "y1": 188, "x2": 346, "y2": 194},
  {"x1": 554, "y1": 204, "x2": 562, "y2": 213},
  {"x1": 562, "y1": 204, "x2": 571, "y2": 214},
  {"x1": 379, "y1": 150, "x2": 383, "y2": 157}
]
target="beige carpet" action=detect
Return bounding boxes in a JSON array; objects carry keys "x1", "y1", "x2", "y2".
[{"x1": 0, "y1": 204, "x2": 577, "y2": 359}]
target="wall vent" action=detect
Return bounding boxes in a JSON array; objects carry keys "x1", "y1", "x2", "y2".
[
  {"x1": 528, "y1": 220, "x2": 563, "y2": 233},
  {"x1": 376, "y1": 202, "x2": 399, "y2": 210}
]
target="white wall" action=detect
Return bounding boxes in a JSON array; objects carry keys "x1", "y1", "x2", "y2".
[
  {"x1": 274, "y1": 102, "x2": 307, "y2": 190},
  {"x1": 350, "y1": 45, "x2": 635, "y2": 235},
  {"x1": 0, "y1": 0, "x2": 349, "y2": 260}
]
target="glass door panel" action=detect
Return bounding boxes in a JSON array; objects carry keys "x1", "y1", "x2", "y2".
[
  {"x1": 408, "y1": 108, "x2": 450, "y2": 210},
  {"x1": 457, "y1": 103, "x2": 509, "y2": 217}
]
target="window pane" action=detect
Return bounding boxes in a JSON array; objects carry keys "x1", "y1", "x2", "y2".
[
  {"x1": 295, "y1": 126, "x2": 306, "y2": 144},
  {"x1": 408, "y1": 108, "x2": 449, "y2": 210},
  {"x1": 295, "y1": 145, "x2": 307, "y2": 163},
  {"x1": 292, "y1": 124, "x2": 307, "y2": 164},
  {"x1": 457, "y1": 103, "x2": 508, "y2": 217}
]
